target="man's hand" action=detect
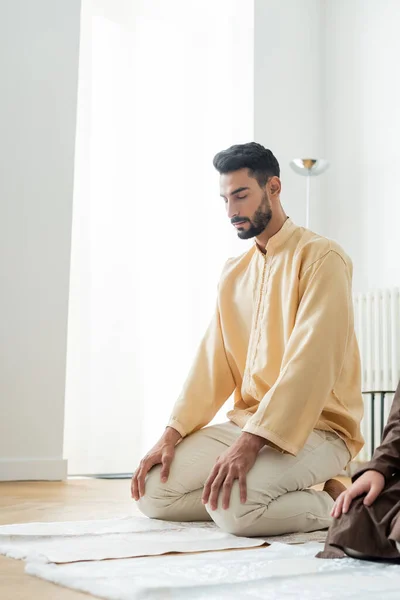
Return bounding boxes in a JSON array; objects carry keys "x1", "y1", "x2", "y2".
[
  {"x1": 202, "y1": 432, "x2": 266, "y2": 510},
  {"x1": 331, "y1": 470, "x2": 385, "y2": 518},
  {"x1": 131, "y1": 427, "x2": 182, "y2": 500}
]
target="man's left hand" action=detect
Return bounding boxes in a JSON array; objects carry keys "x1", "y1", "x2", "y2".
[{"x1": 202, "y1": 432, "x2": 266, "y2": 510}]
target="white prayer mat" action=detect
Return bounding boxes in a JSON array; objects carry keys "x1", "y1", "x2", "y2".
[
  {"x1": 25, "y1": 542, "x2": 400, "y2": 600},
  {"x1": 0, "y1": 517, "x2": 264, "y2": 563},
  {"x1": 0, "y1": 515, "x2": 327, "y2": 542},
  {"x1": 0, "y1": 516, "x2": 183, "y2": 537}
]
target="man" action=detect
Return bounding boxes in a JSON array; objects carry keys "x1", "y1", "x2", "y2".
[
  {"x1": 318, "y1": 380, "x2": 400, "y2": 560},
  {"x1": 131, "y1": 142, "x2": 364, "y2": 537}
]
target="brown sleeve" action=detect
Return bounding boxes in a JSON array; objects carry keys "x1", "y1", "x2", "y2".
[{"x1": 353, "y1": 381, "x2": 400, "y2": 483}]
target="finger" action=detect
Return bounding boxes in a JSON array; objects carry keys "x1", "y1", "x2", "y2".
[
  {"x1": 221, "y1": 476, "x2": 235, "y2": 510},
  {"x1": 239, "y1": 473, "x2": 247, "y2": 504},
  {"x1": 332, "y1": 493, "x2": 344, "y2": 518},
  {"x1": 160, "y1": 453, "x2": 173, "y2": 483},
  {"x1": 131, "y1": 471, "x2": 139, "y2": 501},
  {"x1": 208, "y1": 471, "x2": 227, "y2": 510},
  {"x1": 138, "y1": 458, "x2": 157, "y2": 497},
  {"x1": 342, "y1": 490, "x2": 357, "y2": 514},
  {"x1": 136, "y1": 469, "x2": 146, "y2": 498},
  {"x1": 330, "y1": 492, "x2": 340, "y2": 517},
  {"x1": 364, "y1": 484, "x2": 380, "y2": 506},
  {"x1": 202, "y1": 465, "x2": 219, "y2": 505},
  {"x1": 332, "y1": 493, "x2": 345, "y2": 518}
]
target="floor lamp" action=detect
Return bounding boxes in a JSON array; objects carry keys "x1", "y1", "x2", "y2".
[{"x1": 289, "y1": 159, "x2": 329, "y2": 228}]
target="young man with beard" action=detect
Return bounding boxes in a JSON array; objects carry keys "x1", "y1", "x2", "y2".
[{"x1": 131, "y1": 142, "x2": 364, "y2": 537}]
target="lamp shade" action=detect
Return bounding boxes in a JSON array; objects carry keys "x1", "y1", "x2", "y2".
[{"x1": 289, "y1": 158, "x2": 329, "y2": 177}]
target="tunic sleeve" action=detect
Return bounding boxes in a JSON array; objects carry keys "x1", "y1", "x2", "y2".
[{"x1": 353, "y1": 381, "x2": 400, "y2": 482}]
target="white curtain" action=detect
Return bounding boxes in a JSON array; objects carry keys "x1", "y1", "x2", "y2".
[{"x1": 64, "y1": 0, "x2": 254, "y2": 475}]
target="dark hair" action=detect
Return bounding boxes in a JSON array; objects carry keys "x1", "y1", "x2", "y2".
[{"x1": 213, "y1": 142, "x2": 280, "y2": 187}]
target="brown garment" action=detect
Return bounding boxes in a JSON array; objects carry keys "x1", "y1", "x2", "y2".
[{"x1": 317, "y1": 380, "x2": 400, "y2": 560}]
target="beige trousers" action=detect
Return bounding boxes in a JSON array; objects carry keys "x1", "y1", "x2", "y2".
[{"x1": 138, "y1": 421, "x2": 351, "y2": 536}]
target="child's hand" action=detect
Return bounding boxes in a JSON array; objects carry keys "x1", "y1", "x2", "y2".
[{"x1": 331, "y1": 470, "x2": 385, "y2": 518}]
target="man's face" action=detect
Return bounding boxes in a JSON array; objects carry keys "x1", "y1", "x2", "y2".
[{"x1": 220, "y1": 168, "x2": 272, "y2": 240}]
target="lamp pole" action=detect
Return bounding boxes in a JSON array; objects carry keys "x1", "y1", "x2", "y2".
[{"x1": 289, "y1": 158, "x2": 330, "y2": 229}]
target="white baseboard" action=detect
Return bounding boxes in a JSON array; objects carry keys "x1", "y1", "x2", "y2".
[{"x1": 0, "y1": 458, "x2": 68, "y2": 481}]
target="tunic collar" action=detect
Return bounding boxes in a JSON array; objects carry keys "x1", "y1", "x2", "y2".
[{"x1": 256, "y1": 217, "x2": 298, "y2": 254}]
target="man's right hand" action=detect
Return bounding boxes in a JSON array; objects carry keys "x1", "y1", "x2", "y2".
[
  {"x1": 331, "y1": 469, "x2": 385, "y2": 518},
  {"x1": 131, "y1": 427, "x2": 182, "y2": 500}
]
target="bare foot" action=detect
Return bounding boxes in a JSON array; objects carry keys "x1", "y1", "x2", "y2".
[{"x1": 323, "y1": 479, "x2": 347, "y2": 501}]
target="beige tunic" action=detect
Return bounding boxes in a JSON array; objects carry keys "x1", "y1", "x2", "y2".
[{"x1": 168, "y1": 218, "x2": 364, "y2": 458}]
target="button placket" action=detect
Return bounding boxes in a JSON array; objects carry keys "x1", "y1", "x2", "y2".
[{"x1": 249, "y1": 253, "x2": 272, "y2": 397}]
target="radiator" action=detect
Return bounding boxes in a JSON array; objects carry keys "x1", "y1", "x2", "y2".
[{"x1": 353, "y1": 288, "x2": 400, "y2": 463}]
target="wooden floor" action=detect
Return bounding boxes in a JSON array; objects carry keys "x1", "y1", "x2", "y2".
[
  {"x1": 0, "y1": 477, "x2": 349, "y2": 600},
  {"x1": 0, "y1": 478, "x2": 138, "y2": 600}
]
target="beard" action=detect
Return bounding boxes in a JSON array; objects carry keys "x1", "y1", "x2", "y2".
[{"x1": 233, "y1": 192, "x2": 272, "y2": 240}]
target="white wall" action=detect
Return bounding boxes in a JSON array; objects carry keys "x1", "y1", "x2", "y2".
[
  {"x1": 0, "y1": 0, "x2": 81, "y2": 480},
  {"x1": 320, "y1": 0, "x2": 400, "y2": 292},
  {"x1": 255, "y1": 0, "x2": 400, "y2": 294},
  {"x1": 254, "y1": 0, "x2": 325, "y2": 229}
]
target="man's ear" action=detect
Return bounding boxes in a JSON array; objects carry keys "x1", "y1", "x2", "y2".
[{"x1": 268, "y1": 176, "x2": 281, "y2": 196}]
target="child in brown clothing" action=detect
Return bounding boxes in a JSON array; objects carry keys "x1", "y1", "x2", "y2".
[{"x1": 318, "y1": 381, "x2": 400, "y2": 561}]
